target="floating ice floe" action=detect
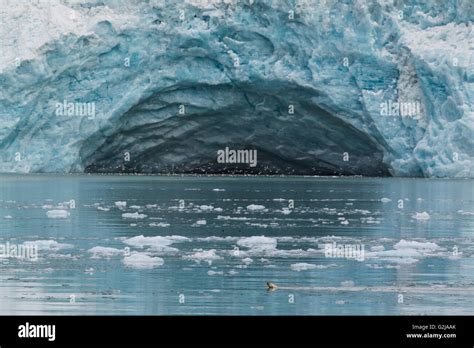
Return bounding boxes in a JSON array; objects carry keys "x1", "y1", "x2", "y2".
[
  {"x1": 199, "y1": 205, "x2": 214, "y2": 211},
  {"x1": 123, "y1": 253, "x2": 164, "y2": 269},
  {"x1": 361, "y1": 217, "x2": 380, "y2": 224},
  {"x1": 457, "y1": 210, "x2": 474, "y2": 215},
  {"x1": 412, "y1": 212, "x2": 430, "y2": 220},
  {"x1": 366, "y1": 239, "x2": 441, "y2": 264},
  {"x1": 247, "y1": 223, "x2": 268, "y2": 228},
  {"x1": 212, "y1": 188, "x2": 225, "y2": 192},
  {"x1": 122, "y1": 212, "x2": 147, "y2": 219},
  {"x1": 46, "y1": 209, "x2": 69, "y2": 219},
  {"x1": 88, "y1": 246, "x2": 124, "y2": 258},
  {"x1": 237, "y1": 236, "x2": 277, "y2": 251},
  {"x1": 196, "y1": 219, "x2": 207, "y2": 225},
  {"x1": 149, "y1": 222, "x2": 170, "y2": 227},
  {"x1": 394, "y1": 239, "x2": 440, "y2": 251},
  {"x1": 381, "y1": 198, "x2": 392, "y2": 203},
  {"x1": 315, "y1": 235, "x2": 344, "y2": 242},
  {"x1": 217, "y1": 215, "x2": 251, "y2": 221},
  {"x1": 290, "y1": 262, "x2": 337, "y2": 271},
  {"x1": 97, "y1": 206, "x2": 110, "y2": 211},
  {"x1": 47, "y1": 253, "x2": 77, "y2": 260},
  {"x1": 277, "y1": 236, "x2": 317, "y2": 243},
  {"x1": 341, "y1": 280, "x2": 355, "y2": 287},
  {"x1": 183, "y1": 249, "x2": 223, "y2": 265},
  {"x1": 268, "y1": 248, "x2": 321, "y2": 258},
  {"x1": 207, "y1": 270, "x2": 224, "y2": 276},
  {"x1": 290, "y1": 263, "x2": 317, "y2": 271},
  {"x1": 354, "y1": 209, "x2": 371, "y2": 215},
  {"x1": 250, "y1": 305, "x2": 265, "y2": 311},
  {"x1": 366, "y1": 264, "x2": 400, "y2": 269},
  {"x1": 246, "y1": 204, "x2": 266, "y2": 211},
  {"x1": 23, "y1": 240, "x2": 72, "y2": 250},
  {"x1": 196, "y1": 236, "x2": 239, "y2": 242},
  {"x1": 123, "y1": 235, "x2": 188, "y2": 250},
  {"x1": 3, "y1": 215, "x2": 12, "y2": 219},
  {"x1": 84, "y1": 267, "x2": 94, "y2": 274},
  {"x1": 367, "y1": 248, "x2": 421, "y2": 258},
  {"x1": 242, "y1": 257, "x2": 253, "y2": 265},
  {"x1": 340, "y1": 220, "x2": 349, "y2": 225},
  {"x1": 115, "y1": 201, "x2": 127, "y2": 208},
  {"x1": 130, "y1": 205, "x2": 141, "y2": 209}
]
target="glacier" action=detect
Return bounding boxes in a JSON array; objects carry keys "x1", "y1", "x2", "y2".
[{"x1": 0, "y1": 0, "x2": 472, "y2": 177}]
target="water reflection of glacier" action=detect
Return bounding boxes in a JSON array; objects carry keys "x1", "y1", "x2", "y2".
[{"x1": 0, "y1": 175, "x2": 473, "y2": 315}]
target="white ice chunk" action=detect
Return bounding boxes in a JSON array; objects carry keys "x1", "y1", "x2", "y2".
[
  {"x1": 412, "y1": 212, "x2": 430, "y2": 220},
  {"x1": 123, "y1": 253, "x2": 164, "y2": 269},
  {"x1": 246, "y1": 204, "x2": 266, "y2": 211},
  {"x1": 237, "y1": 236, "x2": 277, "y2": 251},
  {"x1": 149, "y1": 222, "x2": 170, "y2": 227},
  {"x1": 183, "y1": 249, "x2": 223, "y2": 265},
  {"x1": 23, "y1": 240, "x2": 72, "y2": 250},
  {"x1": 123, "y1": 235, "x2": 188, "y2": 248},
  {"x1": 207, "y1": 270, "x2": 224, "y2": 275},
  {"x1": 290, "y1": 263, "x2": 317, "y2": 271},
  {"x1": 88, "y1": 246, "x2": 123, "y2": 258},
  {"x1": 242, "y1": 257, "x2": 253, "y2": 265},
  {"x1": 122, "y1": 212, "x2": 147, "y2": 219},
  {"x1": 46, "y1": 209, "x2": 69, "y2": 219},
  {"x1": 394, "y1": 239, "x2": 440, "y2": 251}
]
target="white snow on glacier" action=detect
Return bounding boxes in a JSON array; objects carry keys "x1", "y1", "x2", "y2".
[{"x1": 0, "y1": 0, "x2": 472, "y2": 177}]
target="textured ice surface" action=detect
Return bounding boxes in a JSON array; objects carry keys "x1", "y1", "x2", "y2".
[
  {"x1": 123, "y1": 252, "x2": 164, "y2": 269},
  {"x1": 88, "y1": 246, "x2": 124, "y2": 258},
  {"x1": 0, "y1": 0, "x2": 472, "y2": 177},
  {"x1": 46, "y1": 209, "x2": 70, "y2": 219}
]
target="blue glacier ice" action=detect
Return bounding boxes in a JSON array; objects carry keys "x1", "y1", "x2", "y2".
[{"x1": 0, "y1": 0, "x2": 472, "y2": 177}]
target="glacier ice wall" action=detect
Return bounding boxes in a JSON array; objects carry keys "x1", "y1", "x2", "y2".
[{"x1": 0, "y1": 0, "x2": 472, "y2": 177}]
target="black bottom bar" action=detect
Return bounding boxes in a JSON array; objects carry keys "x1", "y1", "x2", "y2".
[{"x1": 1, "y1": 316, "x2": 473, "y2": 347}]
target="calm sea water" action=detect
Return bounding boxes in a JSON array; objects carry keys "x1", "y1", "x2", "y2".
[{"x1": 0, "y1": 175, "x2": 473, "y2": 315}]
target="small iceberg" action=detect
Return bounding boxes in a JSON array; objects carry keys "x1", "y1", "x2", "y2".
[
  {"x1": 46, "y1": 210, "x2": 69, "y2": 219},
  {"x1": 246, "y1": 204, "x2": 265, "y2": 211},
  {"x1": 290, "y1": 263, "x2": 317, "y2": 271},
  {"x1": 412, "y1": 212, "x2": 430, "y2": 220},
  {"x1": 123, "y1": 253, "x2": 164, "y2": 269},
  {"x1": 115, "y1": 201, "x2": 127, "y2": 208},
  {"x1": 122, "y1": 212, "x2": 147, "y2": 219}
]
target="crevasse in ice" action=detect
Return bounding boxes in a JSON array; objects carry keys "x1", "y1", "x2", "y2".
[{"x1": 0, "y1": 0, "x2": 472, "y2": 177}]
